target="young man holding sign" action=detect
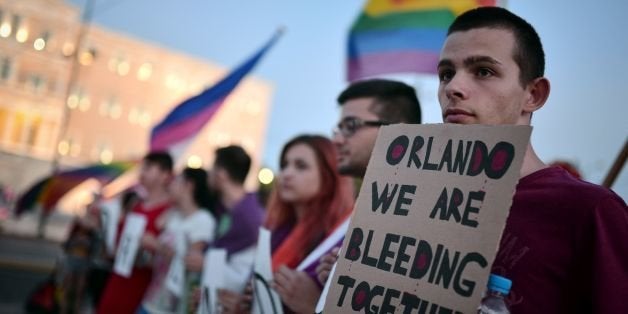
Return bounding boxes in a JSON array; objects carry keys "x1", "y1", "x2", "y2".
[
  {"x1": 185, "y1": 145, "x2": 265, "y2": 313},
  {"x1": 437, "y1": 7, "x2": 627, "y2": 313},
  {"x1": 98, "y1": 152, "x2": 173, "y2": 314},
  {"x1": 315, "y1": 79, "x2": 423, "y2": 301},
  {"x1": 333, "y1": 79, "x2": 423, "y2": 179}
]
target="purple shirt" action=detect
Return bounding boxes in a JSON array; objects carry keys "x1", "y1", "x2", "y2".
[
  {"x1": 270, "y1": 223, "x2": 294, "y2": 252},
  {"x1": 211, "y1": 193, "x2": 265, "y2": 257},
  {"x1": 491, "y1": 167, "x2": 628, "y2": 313}
]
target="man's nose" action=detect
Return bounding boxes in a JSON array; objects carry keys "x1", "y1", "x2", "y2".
[
  {"x1": 332, "y1": 130, "x2": 346, "y2": 145},
  {"x1": 279, "y1": 170, "x2": 293, "y2": 184},
  {"x1": 444, "y1": 73, "x2": 469, "y2": 101}
]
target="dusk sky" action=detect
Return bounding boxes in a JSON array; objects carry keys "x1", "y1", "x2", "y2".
[{"x1": 68, "y1": 0, "x2": 627, "y2": 198}]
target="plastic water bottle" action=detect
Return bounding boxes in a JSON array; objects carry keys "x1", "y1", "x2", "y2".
[{"x1": 478, "y1": 274, "x2": 512, "y2": 314}]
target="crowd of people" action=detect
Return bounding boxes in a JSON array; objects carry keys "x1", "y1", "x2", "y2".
[{"x1": 48, "y1": 7, "x2": 626, "y2": 314}]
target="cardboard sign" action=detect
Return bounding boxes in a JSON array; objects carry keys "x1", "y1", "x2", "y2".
[
  {"x1": 252, "y1": 228, "x2": 284, "y2": 314},
  {"x1": 99, "y1": 197, "x2": 121, "y2": 255},
  {"x1": 113, "y1": 213, "x2": 147, "y2": 277},
  {"x1": 324, "y1": 124, "x2": 531, "y2": 313},
  {"x1": 315, "y1": 250, "x2": 341, "y2": 314},
  {"x1": 165, "y1": 230, "x2": 189, "y2": 296},
  {"x1": 165, "y1": 256, "x2": 185, "y2": 297},
  {"x1": 198, "y1": 249, "x2": 228, "y2": 314}
]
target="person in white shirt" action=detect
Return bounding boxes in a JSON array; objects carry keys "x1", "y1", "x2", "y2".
[{"x1": 139, "y1": 167, "x2": 217, "y2": 314}]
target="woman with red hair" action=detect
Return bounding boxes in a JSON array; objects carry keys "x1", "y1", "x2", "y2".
[
  {"x1": 268, "y1": 134, "x2": 354, "y2": 313},
  {"x1": 218, "y1": 134, "x2": 354, "y2": 314},
  {"x1": 267, "y1": 134, "x2": 353, "y2": 268}
]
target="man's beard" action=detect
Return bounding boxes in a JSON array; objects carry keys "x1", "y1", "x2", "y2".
[
  {"x1": 209, "y1": 186, "x2": 222, "y2": 202},
  {"x1": 338, "y1": 163, "x2": 366, "y2": 179}
]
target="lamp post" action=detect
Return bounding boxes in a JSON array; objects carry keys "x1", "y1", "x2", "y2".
[
  {"x1": 38, "y1": 0, "x2": 95, "y2": 239},
  {"x1": 51, "y1": 0, "x2": 95, "y2": 172}
]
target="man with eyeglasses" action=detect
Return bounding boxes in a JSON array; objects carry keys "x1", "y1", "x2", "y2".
[
  {"x1": 333, "y1": 79, "x2": 422, "y2": 179},
  {"x1": 315, "y1": 78, "x2": 422, "y2": 290}
]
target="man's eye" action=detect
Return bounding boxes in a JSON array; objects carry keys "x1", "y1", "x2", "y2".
[
  {"x1": 295, "y1": 161, "x2": 308, "y2": 170},
  {"x1": 438, "y1": 70, "x2": 454, "y2": 82},
  {"x1": 477, "y1": 68, "x2": 494, "y2": 78},
  {"x1": 345, "y1": 120, "x2": 359, "y2": 132}
]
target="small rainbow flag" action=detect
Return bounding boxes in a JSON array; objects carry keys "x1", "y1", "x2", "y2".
[
  {"x1": 15, "y1": 161, "x2": 136, "y2": 215},
  {"x1": 150, "y1": 31, "x2": 281, "y2": 155},
  {"x1": 347, "y1": 0, "x2": 496, "y2": 81}
]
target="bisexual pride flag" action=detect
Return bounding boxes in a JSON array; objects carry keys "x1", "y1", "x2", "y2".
[{"x1": 150, "y1": 31, "x2": 281, "y2": 155}]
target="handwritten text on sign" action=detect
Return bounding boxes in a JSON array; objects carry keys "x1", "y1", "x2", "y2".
[{"x1": 324, "y1": 124, "x2": 531, "y2": 313}]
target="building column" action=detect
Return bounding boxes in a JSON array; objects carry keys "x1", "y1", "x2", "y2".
[{"x1": 2, "y1": 109, "x2": 14, "y2": 145}]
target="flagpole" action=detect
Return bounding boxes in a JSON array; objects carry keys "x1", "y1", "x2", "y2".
[{"x1": 602, "y1": 139, "x2": 627, "y2": 188}]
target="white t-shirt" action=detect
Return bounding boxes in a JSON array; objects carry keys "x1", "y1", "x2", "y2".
[
  {"x1": 165, "y1": 210, "x2": 215, "y2": 246},
  {"x1": 142, "y1": 209, "x2": 216, "y2": 314}
]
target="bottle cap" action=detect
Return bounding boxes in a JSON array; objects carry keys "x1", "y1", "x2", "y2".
[{"x1": 488, "y1": 274, "x2": 512, "y2": 295}]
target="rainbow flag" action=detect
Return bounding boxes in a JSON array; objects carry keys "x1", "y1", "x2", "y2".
[
  {"x1": 347, "y1": 0, "x2": 496, "y2": 81},
  {"x1": 15, "y1": 161, "x2": 136, "y2": 215},
  {"x1": 150, "y1": 31, "x2": 281, "y2": 155}
]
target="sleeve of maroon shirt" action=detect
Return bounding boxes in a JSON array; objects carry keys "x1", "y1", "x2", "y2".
[{"x1": 591, "y1": 196, "x2": 628, "y2": 312}]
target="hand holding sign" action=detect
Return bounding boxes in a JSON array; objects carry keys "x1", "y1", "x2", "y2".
[
  {"x1": 217, "y1": 287, "x2": 252, "y2": 314},
  {"x1": 99, "y1": 197, "x2": 121, "y2": 255},
  {"x1": 273, "y1": 266, "x2": 320, "y2": 313},
  {"x1": 316, "y1": 247, "x2": 340, "y2": 284},
  {"x1": 184, "y1": 249, "x2": 204, "y2": 272}
]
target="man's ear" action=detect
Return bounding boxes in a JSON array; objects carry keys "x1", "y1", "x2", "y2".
[
  {"x1": 214, "y1": 167, "x2": 227, "y2": 182},
  {"x1": 523, "y1": 77, "x2": 550, "y2": 114},
  {"x1": 161, "y1": 171, "x2": 174, "y2": 186}
]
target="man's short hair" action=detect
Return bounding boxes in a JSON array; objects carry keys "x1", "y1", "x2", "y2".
[
  {"x1": 121, "y1": 189, "x2": 140, "y2": 209},
  {"x1": 214, "y1": 145, "x2": 251, "y2": 185},
  {"x1": 143, "y1": 151, "x2": 173, "y2": 172},
  {"x1": 337, "y1": 79, "x2": 422, "y2": 124},
  {"x1": 448, "y1": 6, "x2": 545, "y2": 86}
]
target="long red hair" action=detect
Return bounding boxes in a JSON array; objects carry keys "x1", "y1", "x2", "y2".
[{"x1": 265, "y1": 135, "x2": 354, "y2": 267}]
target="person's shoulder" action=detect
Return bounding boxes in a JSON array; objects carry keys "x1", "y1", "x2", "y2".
[
  {"x1": 163, "y1": 210, "x2": 181, "y2": 227},
  {"x1": 521, "y1": 167, "x2": 626, "y2": 212},
  {"x1": 562, "y1": 172, "x2": 622, "y2": 205},
  {"x1": 525, "y1": 167, "x2": 614, "y2": 194},
  {"x1": 193, "y1": 210, "x2": 215, "y2": 223},
  {"x1": 235, "y1": 193, "x2": 265, "y2": 212},
  {"x1": 231, "y1": 193, "x2": 264, "y2": 225}
]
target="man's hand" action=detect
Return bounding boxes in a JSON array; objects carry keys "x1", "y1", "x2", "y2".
[
  {"x1": 184, "y1": 249, "x2": 204, "y2": 272},
  {"x1": 158, "y1": 243, "x2": 175, "y2": 259},
  {"x1": 218, "y1": 287, "x2": 252, "y2": 314},
  {"x1": 272, "y1": 266, "x2": 321, "y2": 314},
  {"x1": 316, "y1": 247, "x2": 340, "y2": 284},
  {"x1": 140, "y1": 233, "x2": 159, "y2": 251},
  {"x1": 189, "y1": 287, "x2": 201, "y2": 313}
]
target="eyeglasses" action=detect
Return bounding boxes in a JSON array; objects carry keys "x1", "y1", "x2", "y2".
[{"x1": 332, "y1": 117, "x2": 389, "y2": 138}]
